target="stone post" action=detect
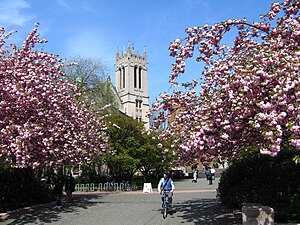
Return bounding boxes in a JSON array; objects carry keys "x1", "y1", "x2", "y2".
[{"x1": 242, "y1": 204, "x2": 274, "y2": 225}]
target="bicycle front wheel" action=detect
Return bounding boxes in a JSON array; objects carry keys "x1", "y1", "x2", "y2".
[
  {"x1": 162, "y1": 201, "x2": 168, "y2": 219},
  {"x1": 163, "y1": 207, "x2": 167, "y2": 219}
]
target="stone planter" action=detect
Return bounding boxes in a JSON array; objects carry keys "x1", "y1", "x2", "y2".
[{"x1": 242, "y1": 204, "x2": 274, "y2": 225}]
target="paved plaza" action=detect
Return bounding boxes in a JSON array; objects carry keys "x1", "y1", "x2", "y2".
[{"x1": 0, "y1": 178, "x2": 243, "y2": 225}]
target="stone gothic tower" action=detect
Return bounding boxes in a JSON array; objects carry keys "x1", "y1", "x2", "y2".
[{"x1": 115, "y1": 42, "x2": 150, "y2": 129}]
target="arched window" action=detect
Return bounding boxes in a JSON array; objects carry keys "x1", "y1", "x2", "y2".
[
  {"x1": 139, "y1": 67, "x2": 142, "y2": 89},
  {"x1": 119, "y1": 68, "x2": 122, "y2": 89},
  {"x1": 122, "y1": 66, "x2": 125, "y2": 88},
  {"x1": 134, "y1": 66, "x2": 137, "y2": 88}
]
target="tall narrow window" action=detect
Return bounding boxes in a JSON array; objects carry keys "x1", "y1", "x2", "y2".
[
  {"x1": 139, "y1": 67, "x2": 142, "y2": 89},
  {"x1": 136, "y1": 100, "x2": 138, "y2": 108},
  {"x1": 139, "y1": 101, "x2": 142, "y2": 108},
  {"x1": 134, "y1": 66, "x2": 137, "y2": 88},
  {"x1": 119, "y1": 68, "x2": 122, "y2": 89},
  {"x1": 122, "y1": 67, "x2": 125, "y2": 88}
]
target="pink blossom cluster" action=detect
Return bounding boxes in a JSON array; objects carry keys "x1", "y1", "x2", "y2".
[
  {"x1": 0, "y1": 24, "x2": 109, "y2": 168},
  {"x1": 153, "y1": 0, "x2": 300, "y2": 163}
]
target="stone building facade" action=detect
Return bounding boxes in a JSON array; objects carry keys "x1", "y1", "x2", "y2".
[{"x1": 115, "y1": 42, "x2": 150, "y2": 129}]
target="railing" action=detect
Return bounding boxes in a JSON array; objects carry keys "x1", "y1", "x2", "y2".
[{"x1": 75, "y1": 182, "x2": 138, "y2": 192}]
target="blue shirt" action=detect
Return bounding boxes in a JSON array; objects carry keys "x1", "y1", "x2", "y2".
[{"x1": 158, "y1": 178, "x2": 175, "y2": 192}]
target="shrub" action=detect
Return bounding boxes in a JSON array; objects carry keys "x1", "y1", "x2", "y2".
[
  {"x1": 0, "y1": 167, "x2": 54, "y2": 213},
  {"x1": 75, "y1": 165, "x2": 113, "y2": 184},
  {"x1": 218, "y1": 149, "x2": 300, "y2": 222}
]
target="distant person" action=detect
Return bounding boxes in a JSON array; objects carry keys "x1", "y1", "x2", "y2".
[
  {"x1": 65, "y1": 171, "x2": 76, "y2": 203},
  {"x1": 53, "y1": 173, "x2": 63, "y2": 208},
  {"x1": 210, "y1": 168, "x2": 216, "y2": 180},
  {"x1": 158, "y1": 172, "x2": 175, "y2": 210},
  {"x1": 205, "y1": 167, "x2": 213, "y2": 185},
  {"x1": 205, "y1": 167, "x2": 209, "y2": 180},
  {"x1": 192, "y1": 170, "x2": 198, "y2": 183},
  {"x1": 184, "y1": 171, "x2": 189, "y2": 181}
]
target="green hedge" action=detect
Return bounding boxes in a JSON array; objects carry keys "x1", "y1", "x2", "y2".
[
  {"x1": 75, "y1": 165, "x2": 113, "y2": 184},
  {"x1": 0, "y1": 167, "x2": 54, "y2": 213},
  {"x1": 218, "y1": 149, "x2": 300, "y2": 222}
]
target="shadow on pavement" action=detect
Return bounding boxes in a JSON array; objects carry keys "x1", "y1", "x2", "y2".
[
  {"x1": 173, "y1": 198, "x2": 242, "y2": 225},
  {"x1": 1, "y1": 194, "x2": 109, "y2": 225}
]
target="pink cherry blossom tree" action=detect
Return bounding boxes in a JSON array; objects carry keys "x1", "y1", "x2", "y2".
[
  {"x1": 0, "y1": 24, "x2": 109, "y2": 168},
  {"x1": 153, "y1": 0, "x2": 300, "y2": 163}
]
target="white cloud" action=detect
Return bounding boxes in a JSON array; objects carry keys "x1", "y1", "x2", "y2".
[
  {"x1": 55, "y1": 0, "x2": 95, "y2": 12},
  {"x1": 55, "y1": 0, "x2": 71, "y2": 10},
  {"x1": 81, "y1": 1, "x2": 95, "y2": 13},
  {"x1": 0, "y1": 0, "x2": 33, "y2": 26}
]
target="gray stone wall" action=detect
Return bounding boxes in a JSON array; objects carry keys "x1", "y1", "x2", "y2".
[{"x1": 115, "y1": 42, "x2": 150, "y2": 129}]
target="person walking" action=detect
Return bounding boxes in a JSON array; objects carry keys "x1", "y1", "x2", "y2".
[
  {"x1": 210, "y1": 167, "x2": 216, "y2": 180},
  {"x1": 184, "y1": 171, "x2": 189, "y2": 181},
  {"x1": 205, "y1": 167, "x2": 213, "y2": 185},
  {"x1": 65, "y1": 171, "x2": 75, "y2": 203},
  {"x1": 192, "y1": 170, "x2": 198, "y2": 183},
  {"x1": 53, "y1": 173, "x2": 63, "y2": 208}
]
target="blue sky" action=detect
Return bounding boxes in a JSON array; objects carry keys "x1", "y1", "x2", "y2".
[{"x1": 0, "y1": 0, "x2": 274, "y2": 104}]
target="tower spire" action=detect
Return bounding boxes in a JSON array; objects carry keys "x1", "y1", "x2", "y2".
[
  {"x1": 132, "y1": 42, "x2": 134, "y2": 54},
  {"x1": 116, "y1": 47, "x2": 119, "y2": 58},
  {"x1": 143, "y1": 46, "x2": 147, "y2": 59},
  {"x1": 127, "y1": 41, "x2": 131, "y2": 54},
  {"x1": 115, "y1": 43, "x2": 150, "y2": 130}
]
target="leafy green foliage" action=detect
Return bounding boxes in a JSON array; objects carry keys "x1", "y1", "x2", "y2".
[
  {"x1": 106, "y1": 154, "x2": 139, "y2": 182},
  {"x1": 0, "y1": 162, "x2": 54, "y2": 212},
  {"x1": 105, "y1": 114, "x2": 168, "y2": 182},
  {"x1": 218, "y1": 149, "x2": 300, "y2": 222},
  {"x1": 75, "y1": 165, "x2": 113, "y2": 184},
  {"x1": 105, "y1": 114, "x2": 144, "y2": 182}
]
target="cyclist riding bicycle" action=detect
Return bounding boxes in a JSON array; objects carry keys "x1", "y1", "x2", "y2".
[{"x1": 158, "y1": 172, "x2": 175, "y2": 210}]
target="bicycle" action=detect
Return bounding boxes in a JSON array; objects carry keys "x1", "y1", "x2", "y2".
[
  {"x1": 125, "y1": 182, "x2": 131, "y2": 191},
  {"x1": 124, "y1": 182, "x2": 138, "y2": 191},
  {"x1": 161, "y1": 190, "x2": 171, "y2": 219},
  {"x1": 131, "y1": 183, "x2": 138, "y2": 191}
]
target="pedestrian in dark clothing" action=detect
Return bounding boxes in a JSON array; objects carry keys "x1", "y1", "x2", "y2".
[
  {"x1": 53, "y1": 173, "x2": 63, "y2": 208},
  {"x1": 205, "y1": 167, "x2": 213, "y2": 185},
  {"x1": 65, "y1": 171, "x2": 75, "y2": 203},
  {"x1": 205, "y1": 167, "x2": 209, "y2": 180}
]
